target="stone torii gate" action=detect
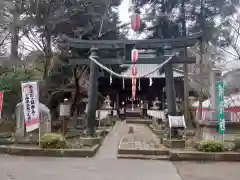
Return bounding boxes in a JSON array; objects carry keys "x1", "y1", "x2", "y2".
[{"x1": 61, "y1": 32, "x2": 202, "y2": 136}]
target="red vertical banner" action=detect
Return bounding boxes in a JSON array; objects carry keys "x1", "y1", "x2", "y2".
[{"x1": 0, "y1": 91, "x2": 3, "y2": 118}]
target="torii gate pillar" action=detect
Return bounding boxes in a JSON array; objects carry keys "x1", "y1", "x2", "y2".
[
  {"x1": 86, "y1": 48, "x2": 99, "y2": 136},
  {"x1": 164, "y1": 62, "x2": 177, "y2": 116}
]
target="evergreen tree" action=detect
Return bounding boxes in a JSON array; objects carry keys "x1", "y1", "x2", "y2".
[{"x1": 137, "y1": 0, "x2": 238, "y2": 42}]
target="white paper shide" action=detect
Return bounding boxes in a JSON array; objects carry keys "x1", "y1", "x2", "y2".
[{"x1": 21, "y1": 81, "x2": 40, "y2": 132}]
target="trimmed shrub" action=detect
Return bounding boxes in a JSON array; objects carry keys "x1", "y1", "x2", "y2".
[
  {"x1": 234, "y1": 139, "x2": 240, "y2": 152},
  {"x1": 40, "y1": 133, "x2": 67, "y2": 149},
  {"x1": 198, "y1": 140, "x2": 223, "y2": 152}
]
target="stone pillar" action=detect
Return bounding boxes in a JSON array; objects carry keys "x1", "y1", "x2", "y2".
[
  {"x1": 15, "y1": 103, "x2": 25, "y2": 138},
  {"x1": 86, "y1": 48, "x2": 99, "y2": 136},
  {"x1": 164, "y1": 63, "x2": 177, "y2": 116},
  {"x1": 209, "y1": 68, "x2": 222, "y2": 121}
]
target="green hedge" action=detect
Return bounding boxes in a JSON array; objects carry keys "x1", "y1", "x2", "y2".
[
  {"x1": 198, "y1": 140, "x2": 223, "y2": 152},
  {"x1": 40, "y1": 133, "x2": 67, "y2": 149},
  {"x1": 234, "y1": 139, "x2": 240, "y2": 152}
]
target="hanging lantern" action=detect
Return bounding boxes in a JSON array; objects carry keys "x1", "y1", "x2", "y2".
[
  {"x1": 132, "y1": 91, "x2": 136, "y2": 99},
  {"x1": 130, "y1": 13, "x2": 141, "y2": 32},
  {"x1": 132, "y1": 85, "x2": 136, "y2": 93},
  {"x1": 131, "y1": 48, "x2": 138, "y2": 63},
  {"x1": 132, "y1": 86, "x2": 136, "y2": 100},
  {"x1": 132, "y1": 65, "x2": 137, "y2": 76},
  {"x1": 132, "y1": 77, "x2": 136, "y2": 85}
]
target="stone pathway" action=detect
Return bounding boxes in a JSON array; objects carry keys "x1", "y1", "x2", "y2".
[
  {"x1": 119, "y1": 123, "x2": 164, "y2": 150},
  {"x1": 96, "y1": 121, "x2": 127, "y2": 159}
]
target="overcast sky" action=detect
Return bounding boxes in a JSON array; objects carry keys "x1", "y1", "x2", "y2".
[
  {"x1": 117, "y1": 1, "x2": 240, "y2": 71},
  {"x1": 119, "y1": 0, "x2": 129, "y2": 23}
]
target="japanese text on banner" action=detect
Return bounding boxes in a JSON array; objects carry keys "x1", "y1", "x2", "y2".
[
  {"x1": 21, "y1": 82, "x2": 40, "y2": 132},
  {"x1": 216, "y1": 82, "x2": 225, "y2": 134}
]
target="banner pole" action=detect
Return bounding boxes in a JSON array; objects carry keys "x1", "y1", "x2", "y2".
[
  {"x1": 39, "y1": 124, "x2": 41, "y2": 147},
  {"x1": 37, "y1": 81, "x2": 41, "y2": 147}
]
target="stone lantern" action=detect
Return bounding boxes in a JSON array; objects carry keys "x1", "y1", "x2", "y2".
[
  {"x1": 102, "y1": 95, "x2": 112, "y2": 109},
  {"x1": 152, "y1": 97, "x2": 160, "y2": 110},
  {"x1": 81, "y1": 97, "x2": 88, "y2": 114}
]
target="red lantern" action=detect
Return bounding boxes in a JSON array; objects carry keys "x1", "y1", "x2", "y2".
[
  {"x1": 132, "y1": 77, "x2": 136, "y2": 85},
  {"x1": 132, "y1": 91, "x2": 136, "y2": 99},
  {"x1": 132, "y1": 85, "x2": 136, "y2": 93},
  {"x1": 132, "y1": 65, "x2": 137, "y2": 76},
  {"x1": 130, "y1": 13, "x2": 141, "y2": 32},
  {"x1": 131, "y1": 48, "x2": 138, "y2": 63}
]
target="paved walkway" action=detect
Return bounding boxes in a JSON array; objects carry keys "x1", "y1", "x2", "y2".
[
  {"x1": 0, "y1": 120, "x2": 183, "y2": 180},
  {"x1": 119, "y1": 123, "x2": 165, "y2": 150},
  {"x1": 174, "y1": 161, "x2": 240, "y2": 180},
  {"x1": 96, "y1": 121, "x2": 127, "y2": 159},
  {"x1": 3, "y1": 120, "x2": 239, "y2": 180}
]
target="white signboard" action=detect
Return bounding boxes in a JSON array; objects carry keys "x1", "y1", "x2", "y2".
[
  {"x1": 60, "y1": 104, "x2": 70, "y2": 116},
  {"x1": 21, "y1": 81, "x2": 40, "y2": 132},
  {"x1": 168, "y1": 115, "x2": 186, "y2": 128}
]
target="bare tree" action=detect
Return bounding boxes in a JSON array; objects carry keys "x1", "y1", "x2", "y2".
[{"x1": 218, "y1": 13, "x2": 240, "y2": 60}]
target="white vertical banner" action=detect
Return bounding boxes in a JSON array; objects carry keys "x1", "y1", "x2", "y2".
[{"x1": 21, "y1": 81, "x2": 40, "y2": 132}]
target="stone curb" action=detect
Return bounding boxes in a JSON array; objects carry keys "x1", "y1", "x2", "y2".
[
  {"x1": 0, "y1": 144, "x2": 100, "y2": 157},
  {"x1": 169, "y1": 150, "x2": 240, "y2": 161},
  {"x1": 118, "y1": 148, "x2": 169, "y2": 156},
  {"x1": 117, "y1": 150, "x2": 240, "y2": 161},
  {"x1": 118, "y1": 135, "x2": 240, "y2": 161},
  {"x1": 0, "y1": 124, "x2": 116, "y2": 158},
  {"x1": 117, "y1": 154, "x2": 169, "y2": 160}
]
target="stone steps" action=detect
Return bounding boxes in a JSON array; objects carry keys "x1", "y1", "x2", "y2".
[{"x1": 126, "y1": 118, "x2": 152, "y2": 124}]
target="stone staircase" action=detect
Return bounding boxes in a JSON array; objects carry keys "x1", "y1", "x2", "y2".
[
  {"x1": 126, "y1": 117, "x2": 152, "y2": 124},
  {"x1": 125, "y1": 108, "x2": 141, "y2": 118}
]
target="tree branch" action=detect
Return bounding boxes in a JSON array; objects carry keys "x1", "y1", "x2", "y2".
[
  {"x1": 24, "y1": 33, "x2": 43, "y2": 52},
  {"x1": 219, "y1": 46, "x2": 239, "y2": 59},
  {"x1": 19, "y1": 44, "x2": 34, "y2": 53},
  {"x1": 28, "y1": 29, "x2": 44, "y2": 50},
  {"x1": 0, "y1": 32, "x2": 10, "y2": 47}
]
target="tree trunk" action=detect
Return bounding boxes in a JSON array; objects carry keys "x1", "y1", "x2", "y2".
[
  {"x1": 10, "y1": 8, "x2": 19, "y2": 61},
  {"x1": 71, "y1": 65, "x2": 81, "y2": 117},
  {"x1": 43, "y1": 26, "x2": 52, "y2": 80},
  {"x1": 41, "y1": 25, "x2": 52, "y2": 103}
]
